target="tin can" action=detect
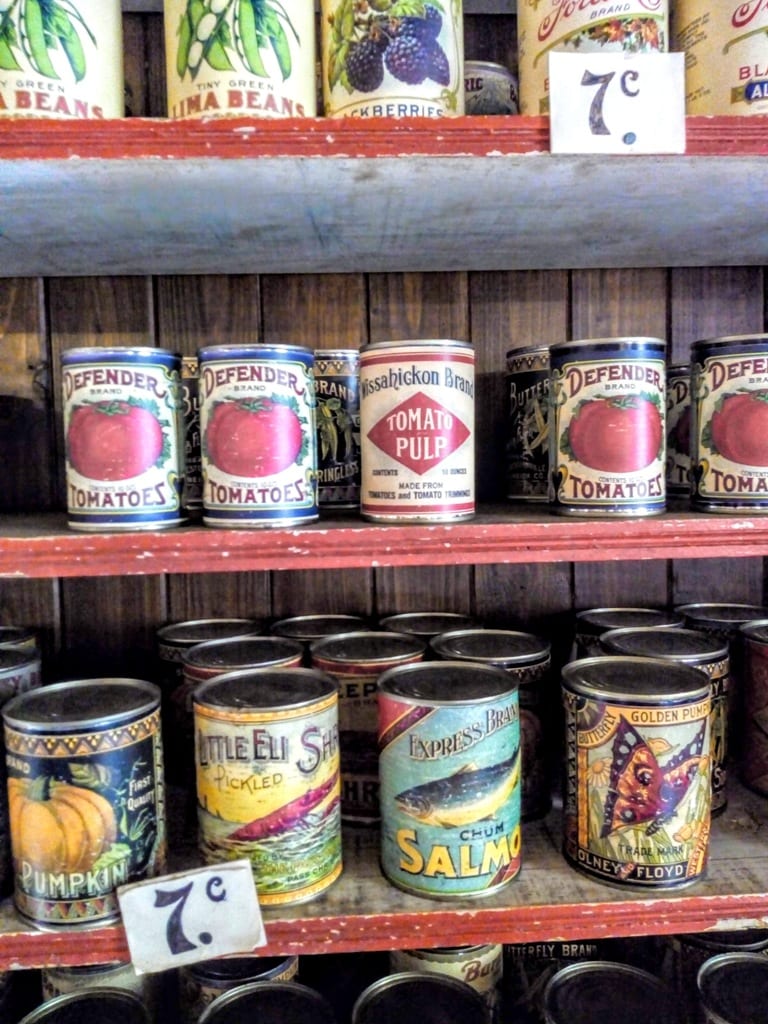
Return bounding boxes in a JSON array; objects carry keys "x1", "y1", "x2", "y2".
[
  {"x1": 0, "y1": 0, "x2": 123, "y2": 120},
  {"x1": 599, "y1": 627, "x2": 730, "y2": 815},
  {"x1": 321, "y1": 0, "x2": 464, "y2": 119},
  {"x1": 430, "y1": 629, "x2": 551, "y2": 820},
  {"x1": 163, "y1": 0, "x2": 316, "y2": 119},
  {"x1": 353, "y1": 972, "x2": 489, "y2": 1024},
  {"x1": 3, "y1": 678, "x2": 165, "y2": 928},
  {"x1": 314, "y1": 350, "x2": 361, "y2": 510},
  {"x1": 505, "y1": 345, "x2": 550, "y2": 502},
  {"x1": 518, "y1": 2, "x2": 669, "y2": 115},
  {"x1": 666, "y1": 363, "x2": 692, "y2": 497},
  {"x1": 543, "y1": 962, "x2": 680, "y2": 1024},
  {"x1": 310, "y1": 631, "x2": 426, "y2": 823},
  {"x1": 198, "y1": 344, "x2": 318, "y2": 528},
  {"x1": 181, "y1": 354, "x2": 203, "y2": 519},
  {"x1": 390, "y1": 945, "x2": 503, "y2": 1022},
  {"x1": 503, "y1": 939, "x2": 612, "y2": 1024},
  {"x1": 697, "y1": 952, "x2": 768, "y2": 1024},
  {"x1": 549, "y1": 338, "x2": 667, "y2": 517},
  {"x1": 41, "y1": 962, "x2": 164, "y2": 1020},
  {"x1": 379, "y1": 611, "x2": 478, "y2": 640},
  {"x1": 673, "y1": 1, "x2": 768, "y2": 115},
  {"x1": 194, "y1": 667, "x2": 341, "y2": 905},
  {"x1": 359, "y1": 340, "x2": 475, "y2": 522},
  {"x1": 19, "y1": 989, "x2": 150, "y2": 1024},
  {"x1": 562, "y1": 657, "x2": 711, "y2": 889},
  {"x1": 691, "y1": 335, "x2": 768, "y2": 512},
  {"x1": 179, "y1": 955, "x2": 299, "y2": 1024},
  {"x1": 200, "y1": 980, "x2": 338, "y2": 1024},
  {"x1": 574, "y1": 606, "x2": 684, "y2": 659},
  {"x1": 0, "y1": 647, "x2": 41, "y2": 701},
  {"x1": 62, "y1": 347, "x2": 185, "y2": 531},
  {"x1": 270, "y1": 615, "x2": 369, "y2": 659},
  {"x1": 737, "y1": 619, "x2": 768, "y2": 797},
  {"x1": 0, "y1": 625, "x2": 39, "y2": 655},
  {"x1": 464, "y1": 60, "x2": 519, "y2": 114},
  {"x1": 378, "y1": 660, "x2": 520, "y2": 899}
]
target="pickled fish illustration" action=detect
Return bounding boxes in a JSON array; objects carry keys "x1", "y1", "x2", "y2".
[{"x1": 395, "y1": 750, "x2": 520, "y2": 828}]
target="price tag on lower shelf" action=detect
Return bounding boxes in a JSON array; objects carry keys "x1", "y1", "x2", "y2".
[
  {"x1": 117, "y1": 860, "x2": 266, "y2": 974},
  {"x1": 549, "y1": 51, "x2": 686, "y2": 154}
]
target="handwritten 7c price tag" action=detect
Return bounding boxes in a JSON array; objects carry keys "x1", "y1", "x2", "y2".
[
  {"x1": 549, "y1": 51, "x2": 686, "y2": 155},
  {"x1": 117, "y1": 860, "x2": 267, "y2": 974}
]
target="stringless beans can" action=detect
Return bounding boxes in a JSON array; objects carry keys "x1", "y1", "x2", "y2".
[
  {"x1": 505, "y1": 345, "x2": 550, "y2": 502},
  {"x1": 314, "y1": 349, "x2": 361, "y2": 510}
]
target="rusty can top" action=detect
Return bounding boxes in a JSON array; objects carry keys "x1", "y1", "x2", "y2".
[
  {"x1": 310, "y1": 630, "x2": 426, "y2": 666},
  {"x1": 379, "y1": 612, "x2": 479, "y2": 640},
  {"x1": 676, "y1": 603, "x2": 768, "y2": 635},
  {"x1": 18, "y1": 988, "x2": 150, "y2": 1024},
  {"x1": 185, "y1": 955, "x2": 299, "y2": 985},
  {"x1": 182, "y1": 636, "x2": 304, "y2": 673},
  {"x1": 199, "y1": 980, "x2": 338, "y2": 1024},
  {"x1": 157, "y1": 618, "x2": 264, "y2": 651},
  {"x1": 576, "y1": 606, "x2": 684, "y2": 637},
  {"x1": 600, "y1": 627, "x2": 728, "y2": 664},
  {"x1": 697, "y1": 952, "x2": 768, "y2": 1024},
  {"x1": 352, "y1": 972, "x2": 489, "y2": 1024},
  {"x1": 270, "y1": 615, "x2": 368, "y2": 643},
  {"x1": 561, "y1": 656, "x2": 710, "y2": 705},
  {"x1": 378, "y1": 658, "x2": 517, "y2": 704},
  {"x1": 430, "y1": 628, "x2": 549, "y2": 668},
  {"x1": 194, "y1": 665, "x2": 337, "y2": 712},
  {"x1": 2, "y1": 677, "x2": 159, "y2": 731},
  {"x1": 543, "y1": 962, "x2": 680, "y2": 1024}
]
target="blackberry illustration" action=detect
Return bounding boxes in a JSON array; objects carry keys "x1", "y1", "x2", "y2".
[
  {"x1": 346, "y1": 37, "x2": 385, "y2": 92},
  {"x1": 425, "y1": 41, "x2": 449, "y2": 85},
  {"x1": 384, "y1": 34, "x2": 429, "y2": 84},
  {"x1": 395, "y1": 4, "x2": 442, "y2": 42}
]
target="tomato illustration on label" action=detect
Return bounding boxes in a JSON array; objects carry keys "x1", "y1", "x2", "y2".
[
  {"x1": 67, "y1": 400, "x2": 166, "y2": 480},
  {"x1": 565, "y1": 393, "x2": 663, "y2": 472},
  {"x1": 205, "y1": 396, "x2": 308, "y2": 477},
  {"x1": 707, "y1": 390, "x2": 768, "y2": 466}
]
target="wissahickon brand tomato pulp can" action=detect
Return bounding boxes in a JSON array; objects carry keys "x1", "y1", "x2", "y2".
[
  {"x1": 549, "y1": 337, "x2": 667, "y2": 517},
  {"x1": 359, "y1": 340, "x2": 475, "y2": 522},
  {"x1": 62, "y1": 347, "x2": 185, "y2": 531},
  {"x1": 198, "y1": 344, "x2": 318, "y2": 527},
  {"x1": 561, "y1": 657, "x2": 711, "y2": 890},
  {"x1": 690, "y1": 334, "x2": 768, "y2": 512}
]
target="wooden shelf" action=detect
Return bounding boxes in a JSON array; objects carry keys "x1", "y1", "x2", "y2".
[{"x1": 2, "y1": 117, "x2": 768, "y2": 277}]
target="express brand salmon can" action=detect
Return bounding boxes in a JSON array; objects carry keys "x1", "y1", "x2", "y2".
[
  {"x1": 666, "y1": 363, "x2": 692, "y2": 498},
  {"x1": 194, "y1": 667, "x2": 341, "y2": 905},
  {"x1": 549, "y1": 338, "x2": 667, "y2": 517},
  {"x1": 360, "y1": 340, "x2": 475, "y2": 522},
  {"x1": 505, "y1": 345, "x2": 550, "y2": 502},
  {"x1": 378, "y1": 660, "x2": 520, "y2": 899},
  {"x1": 199, "y1": 344, "x2": 318, "y2": 527},
  {"x1": 314, "y1": 349, "x2": 361, "y2": 510},
  {"x1": 62, "y1": 347, "x2": 185, "y2": 531}
]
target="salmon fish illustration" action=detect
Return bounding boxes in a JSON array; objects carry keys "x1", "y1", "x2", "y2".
[
  {"x1": 228, "y1": 770, "x2": 340, "y2": 841},
  {"x1": 395, "y1": 750, "x2": 520, "y2": 828}
]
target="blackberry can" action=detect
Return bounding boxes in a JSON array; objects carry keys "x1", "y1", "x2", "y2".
[
  {"x1": 505, "y1": 345, "x2": 550, "y2": 502},
  {"x1": 543, "y1": 962, "x2": 681, "y2": 1024},
  {"x1": 562, "y1": 657, "x2": 711, "y2": 890},
  {"x1": 666, "y1": 363, "x2": 692, "y2": 497},
  {"x1": 549, "y1": 338, "x2": 666, "y2": 517},
  {"x1": 62, "y1": 347, "x2": 185, "y2": 531},
  {"x1": 464, "y1": 60, "x2": 519, "y2": 114},
  {"x1": 389, "y1": 945, "x2": 503, "y2": 1021},
  {"x1": 378, "y1": 660, "x2": 520, "y2": 899},
  {"x1": 314, "y1": 349, "x2": 361, "y2": 510},
  {"x1": 198, "y1": 344, "x2": 318, "y2": 527},
  {"x1": 179, "y1": 955, "x2": 299, "y2": 1024},
  {"x1": 574, "y1": 607, "x2": 685, "y2": 659},
  {"x1": 353, "y1": 973, "x2": 489, "y2": 1024},
  {"x1": 697, "y1": 952, "x2": 768, "y2": 1024},
  {"x1": 360, "y1": 340, "x2": 475, "y2": 522}
]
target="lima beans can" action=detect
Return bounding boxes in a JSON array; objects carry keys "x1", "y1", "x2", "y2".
[
  {"x1": 549, "y1": 338, "x2": 667, "y2": 517},
  {"x1": 314, "y1": 349, "x2": 361, "y2": 510},
  {"x1": 562, "y1": 657, "x2": 711, "y2": 890},
  {"x1": 505, "y1": 345, "x2": 550, "y2": 502},
  {"x1": 194, "y1": 667, "x2": 342, "y2": 905},
  {"x1": 2, "y1": 679, "x2": 165, "y2": 928},
  {"x1": 666, "y1": 363, "x2": 692, "y2": 497},
  {"x1": 360, "y1": 340, "x2": 475, "y2": 522},
  {"x1": 378, "y1": 660, "x2": 520, "y2": 899},
  {"x1": 62, "y1": 347, "x2": 185, "y2": 531},
  {"x1": 389, "y1": 945, "x2": 503, "y2": 1022},
  {"x1": 199, "y1": 344, "x2": 318, "y2": 527}
]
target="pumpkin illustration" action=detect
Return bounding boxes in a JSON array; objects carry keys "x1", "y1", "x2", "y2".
[{"x1": 8, "y1": 777, "x2": 117, "y2": 873}]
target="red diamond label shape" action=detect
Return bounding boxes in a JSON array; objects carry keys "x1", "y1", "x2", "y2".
[{"x1": 367, "y1": 393, "x2": 471, "y2": 473}]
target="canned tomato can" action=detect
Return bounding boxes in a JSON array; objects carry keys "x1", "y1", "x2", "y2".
[
  {"x1": 198, "y1": 344, "x2": 318, "y2": 527},
  {"x1": 179, "y1": 955, "x2": 298, "y2": 1024},
  {"x1": 562, "y1": 657, "x2": 711, "y2": 889},
  {"x1": 737, "y1": 619, "x2": 768, "y2": 796},
  {"x1": 599, "y1": 627, "x2": 730, "y2": 815},
  {"x1": 181, "y1": 354, "x2": 203, "y2": 519},
  {"x1": 0, "y1": 0, "x2": 123, "y2": 120},
  {"x1": 359, "y1": 340, "x2": 475, "y2": 522},
  {"x1": 194, "y1": 667, "x2": 341, "y2": 905},
  {"x1": 41, "y1": 962, "x2": 164, "y2": 1020},
  {"x1": 691, "y1": 335, "x2": 768, "y2": 512},
  {"x1": 18, "y1": 989, "x2": 150, "y2": 1024},
  {"x1": 314, "y1": 349, "x2": 361, "y2": 510},
  {"x1": 430, "y1": 629, "x2": 551, "y2": 820},
  {"x1": 543, "y1": 961, "x2": 680, "y2": 1024},
  {"x1": 62, "y1": 347, "x2": 185, "y2": 531},
  {"x1": 389, "y1": 945, "x2": 503, "y2": 1022},
  {"x1": 574, "y1": 606, "x2": 684, "y2": 659},
  {"x1": 697, "y1": 952, "x2": 768, "y2": 1024},
  {"x1": 505, "y1": 345, "x2": 550, "y2": 502},
  {"x1": 666, "y1": 363, "x2": 692, "y2": 498},
  {"x1": 3, "y1": 678, "x2": 165, "y2": 928},
  {"x1": 549, "y1": 338, "x2": 666, "y2": 517},
  {"x1": 321, "y1": 0, "x2": 464, "y2": 118},
  {"x1": 379, "y1": 611, "x2": 479, "y2": 640},
  {"x1": 353, "y1": 972, "x2": 489, "y2": 1024},
  {"x1": 200, "y1": 980, "x2": 337, "y2": 1024},
  {"x1": 464, "y1": 60, "x2": 519, "y2": 114},
  {"x1": 518, "y1": 2, "x2": 669, "y2": 115},
  {"x1": 378, "y1": 660, "x2": 520, "y2": 899},
  {"x1": 163, "y1": 0, "x2": 316, "y2": 119}
]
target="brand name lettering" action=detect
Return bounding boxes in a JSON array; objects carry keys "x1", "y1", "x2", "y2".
[
  {"x1": 202, "y1": 364, "x2": 302, "y2": 397},
  {"x1": 396, "y1": 824, "x2": 521, "y2": 879},
  {"x1": 733, "y1": 1, "x2": 768, "y2": 28},
  {"x1": 63, "y1": 368, "x2": 167, "y2": 400},
  {"x1": 169, "y1": 87, "x2": 305, "y2": 119},
  {"x1": 1, "y1": 87, "x2": 103, "y2": 118},
  {"x1": 707, "y1": 357, "x2": 768, "y2": 391},
  {"x1": 565, "y1": 362, "x2": 661, "y2": 398},
  {"x1": 537, "y1": 0, "x2": 662, "y2": 42},
  {"x1": 408, "y1": 703, "x2": 518, "y2": 760},
  {"x1": 198, "y1": 724, "x2": 338, "y2": 775},
  {"x1": 361, "y1": 364, "x2": 474, "y2": 398},
  {"x1": 20, "y1": 857, "x2": 129, "y2": 899}
]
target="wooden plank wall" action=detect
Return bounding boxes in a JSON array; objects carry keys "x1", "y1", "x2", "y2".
[{"x1": 0, "y1": 12, "x2": 765, "y2": 685}]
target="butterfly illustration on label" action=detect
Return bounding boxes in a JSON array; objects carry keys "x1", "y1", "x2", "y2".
[{"x1": 600, "y1": 716, "x2": 708, "y2": 838}]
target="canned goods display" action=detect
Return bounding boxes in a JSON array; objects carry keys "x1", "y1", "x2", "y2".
[
  {"x1": 194, "y1": 667, "x2": 342, "y2": 905},
  {"x1": 379, "y1": 611, "x2": 478, "y2": 640},
  {"x1": 180, "y1": 354, "x2": 203, "y2": 519},
  {"x1": 464, "y1": 60, "x2": 519, "y2": 114},
  {"x1": 505, "y1": 345, "x2": 550, "y2": 502},
  {"x1": 61, "y1": 347, "x2": 185, "y2": 531},
  {"x1": 198, "y1": 344, "x2": 318, "y2": 527},
  {"x1": 352, "y1": 972, "x2": 489, "y2": 1024},
  {"x1": 3, "y1": 679, "x2": 165, "y2": 928},
  {"x1": 666, "y1": 363, "x2": 692, "y2": 498},
  {"x1": 359, "y1": 340, "x2": 475, "y2": 523},
  {"x1": 314, "y1": 349, "x2": 361, "y2": 510},
  {"x1": 542, "y1": 961, "x2": 681, "y2": 1024},
  {"x1": 179, "y1": 954, "x2": 299, "y2": 1024},
  {"x1": 561, "y1": 657, "x2": 711, "y2": 889},
  {"x1": 697, "y1": 952, "x2": 768, "y2": 1024},
  {"x1": 390, "y1": 945, "x2": 503, "y2": 1022},
  {"x1": 199, "y1": 980, "x2": 338, "y2": 1024},
  {"x1": 738, "y1": 619, "x2": 768, "y2": 796},
  {"x1": 18, "y1": 989, "x2": 150, "y2": 1024},
  {"x1": 378, "y1": 660, "x2": 520, "y2": 899},
  {"x1": 574, "y1": 606, "x2": 684, "y2": 659}
]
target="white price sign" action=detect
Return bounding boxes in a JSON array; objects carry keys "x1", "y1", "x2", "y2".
[
  {"x1": 117, "y1": 860, "x2": 266, "y2": 974},
  {"x1": 549, "y1": 51, "x2": 686, "y2": 155}
]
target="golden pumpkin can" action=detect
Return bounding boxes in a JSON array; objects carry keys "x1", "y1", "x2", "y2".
[{"x1": 2, "y1": 679, "x2": 166, "y2": 929}]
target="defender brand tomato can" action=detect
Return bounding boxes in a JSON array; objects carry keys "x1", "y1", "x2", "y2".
[
  {"x1": 198, "y1": 344, "x2": 318, "y2": 528},
  {"x1": 360, "y1": 340, "x2": 475, "y2": 522},
  {"x1": 574, "y1": 606, "x2": 684, "y2": 659},
  {"x1": 314, "y1": 349, "x2": 361, "y2": 510},
  {"x1": 505, "y1": 345, "x2": 550, "y2": 502},
  {"x1": 62, "y1": 347, "x2": 185, "y2": 531},
  {"x1": 549, "y1": 338, "x2": 667, "y2": 517},
  {"x1": 353, "y1": 972, "x2": 489, "y2": 1024},
  {"x1": 464, "y1": 60, "x2": 519, "y2": 114},
  {"x1": 697, "y1": 952, "x2": 768, "y2": 1024},
  {"x1": 691, "y1": 335, "x2": 768, "y2": 512},
  {"x1": 179, "y1": 955, "x2": 298, "y2": 1024},
  {"x1": 194, "y1": 667, "x2": 341, "y2": 905},
  {"x1": 3, "y1": 678, "x2": 165, "y2": 928},
  {"x1": 543, "y1": 962, "x2": 680, "y2": 1024},
  {"x1": 666, "y1": 363, "x2": 692, "y2": 498},
  {"x1": 389, "y1": 945, "x2": 503, "y2": 1021},
  {"x1": 562, "y1": 657, "x2": 711, "y2": 890},
  {"x1": 378, "y1": 660, "x2": 520, "y2": 899}
]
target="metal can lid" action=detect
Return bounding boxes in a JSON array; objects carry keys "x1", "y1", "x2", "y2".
[
  {"x1": 549, "y1": 336, "x2": 666, "y2": 356},
  {"x1": 352, "y1": 972, "x2": 488, "y2": 1024},
  {"x1": 199, "y1": 980, "x2": 337, "y2": 1024},
  {"x1": 600, "y1": 627, "x2": 728, "y2": 663},
  {"x1": 18, "y1": 988, "x2": 150, "y2": 1024},
  {"x1": 379, "y1": 612, "x2": 478, "y2": 640},
  {"x1": 194, "y1": 666, "x2": 338, "y2": 712},
  {"x1": 505, "y1": 345, "x2": 550, "y2": 370},
  {"x1": 0, "y1": 646, "x2": 39, "y2": 672},
  {"x1": 270, "y1": 615, "x2": 368, "y2": 642},
  {"x1": 183, "y1": 635, "x2": 303, "y2": 671},
  {"x1": 61, "y1": 346, "x2": 181, "y2": 363},
  {"x1": 675, "y1": 929, "x2": 768, "y2": 954},
  {"x1": 378, "y1": 659, "x2": 517, "y2": 704},
  {"x1": 676, "y1": 603, "x2": 768, "y2": 630},
  {"x1": 186, "y1": 955, "x2": 298, "y2": 985},
  {"x1": 465, "y1": 59, "x2": 516, "y2": 78},
  {"x1": 313, "y1": 348, "x2": 360, "y2": 360},
  {"x1": 360, "y1": 339, "x2": 473, "y2": 355},
  {"x1": 198, "y1": 343, "x2": 314, "y2": 360},
  {"x1": 0, "y1": 625, "x2": 38, "y2": 649},
  {"x1": 740, "y1": 618, "x2": 768, "y2": 643},
  {"x1": 576, "y1": 607, "x2": 684, "y2": 637},
  {"x1": 430, "y1": 628, "x2": 550, "y2": 667},
  {"x1": 697, "y1": 952, "x2": 768, "y2": 1024},
  {"x1": 692, "y1": 333, "x2": 768, "y2": 354},
  {"x1": 3, "y1": 678, "x2": 160, "y2": 732},
  {"x1": 310, "y1": 631, "x2": 426, "y2": 665},
  {"x1": 561, "y1": 656, "x2": 710, "y2": 704},
  {"x1": 543, "y1": 962, "x2": 679, "y2": 1024},
  {"x1": 157, "y1": 618, "x2": 263, "y2": 649}
]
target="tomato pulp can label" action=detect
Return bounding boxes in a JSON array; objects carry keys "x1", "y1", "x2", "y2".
[
  {"x1": 549, "y1": 339, "x2": 667, "y2": 516},
  {"x1": 666, "y1": 364, "x2": 691, "y2": 497},
  {"x1": 163, "y1": 0, "x2": 316, "y2": 119},
  {"x1": 505, "y1": 346, "x2": 550, "y2": 502},
  {"x1": 360, "y1": 340, "x2": 475, "y2": 522},
  {"x1": 199, "y1": 345, "x2": 318, "y2": 527},
  {"x1": 62, "y1": 348, "x2": 185, "y2": 531},
  {"x1": 314, "y1": 350, "x2": 361, "y2": 510}
]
